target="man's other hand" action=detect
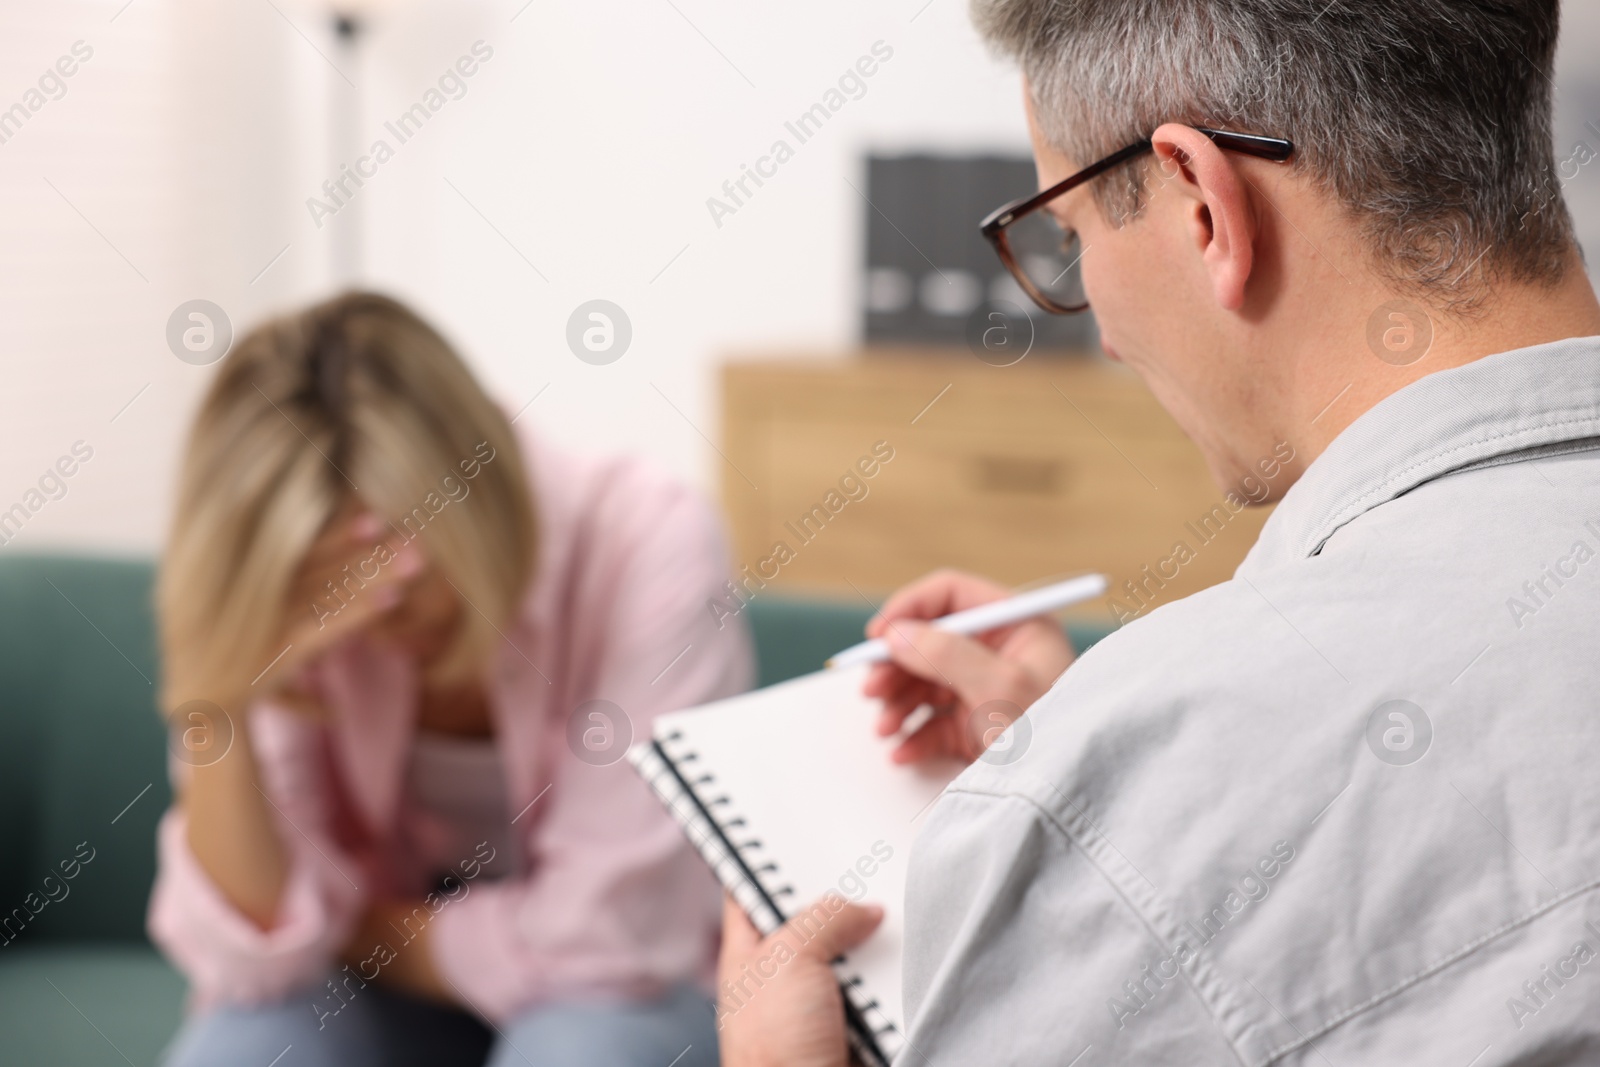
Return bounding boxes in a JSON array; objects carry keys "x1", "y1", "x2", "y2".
[{"x1": 716, "y1": 894, "x2": 884, "y2": 1067}]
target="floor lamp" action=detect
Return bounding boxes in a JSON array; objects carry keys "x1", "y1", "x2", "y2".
[{"x1": 325, "y1": 0, "x2": 400, "y2": 286}]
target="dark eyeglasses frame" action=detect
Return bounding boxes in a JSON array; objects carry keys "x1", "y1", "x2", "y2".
[{"x1": 979, "y1": 127, "x2": 1295, "y2": 315}]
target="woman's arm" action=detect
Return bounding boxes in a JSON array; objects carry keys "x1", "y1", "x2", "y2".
[
  {"x1": 170, "y1": 511, "x2": 424, "y2": 929},
  {"x1": 180, "y1": 704, "x2": 289, "y2": 929}
]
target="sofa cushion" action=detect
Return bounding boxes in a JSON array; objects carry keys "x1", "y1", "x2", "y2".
[
  {"x1": 0, "y1": 555, "x2": 169, "y2": 947},
  {"x1": 0, "y1": 944, "x2": 186, "y2": 1064}
]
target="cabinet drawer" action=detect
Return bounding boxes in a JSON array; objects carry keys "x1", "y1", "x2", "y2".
[{"x1": 721, "y1": 354, "x2": 1272, "y2": 621}]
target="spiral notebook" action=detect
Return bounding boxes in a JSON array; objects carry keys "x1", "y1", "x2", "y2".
[{"x1": 627, "y1": 664, "x2": 962, "y2": 1067}]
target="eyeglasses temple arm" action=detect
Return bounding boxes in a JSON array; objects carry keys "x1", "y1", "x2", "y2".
[{"x1": 1196, "y1": 127, "x2": 1295, "y2": 161}]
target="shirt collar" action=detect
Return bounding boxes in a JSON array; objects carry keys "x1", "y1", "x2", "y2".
[{"x1": 1245, "y1": 334, "x2": 1600, "y2": 567}]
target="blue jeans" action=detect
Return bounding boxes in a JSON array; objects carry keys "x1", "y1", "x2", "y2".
[{"x1": 161, "y1": 981, "x2": 718, "y2": 1067}]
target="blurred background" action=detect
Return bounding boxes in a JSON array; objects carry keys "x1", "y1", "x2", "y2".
[
  {"x1": 3, "y1": 0, "x2": 1041, "y2": 551},
  {"x1": 4, "y1": 2, "x2": 1600, "y2": 1062},
  {"x1": 0, "y1": 0, "x2": 1592, "y2": 585}
]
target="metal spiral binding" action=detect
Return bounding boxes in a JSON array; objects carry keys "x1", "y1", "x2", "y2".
[
  {"x1": 627, "y1": 731, "x2": 900, "y2": 1065},
  {"x1": 627, "y1": 731, "x2": 789, "y2": 934},
  {"x1": 843, "y1": 976, "x2": 905, "y2": 1060}
]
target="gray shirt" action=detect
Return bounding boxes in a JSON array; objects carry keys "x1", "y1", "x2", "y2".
[{"x1": 903, "y1": 337, "x2": 1600, "y2": 1066}]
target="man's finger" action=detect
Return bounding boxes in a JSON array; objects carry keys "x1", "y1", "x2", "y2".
[
  {"x1": 884, "y1": 619, "x2": 1025, "y2": 706},
  {"x1": 876, "y1": 681, "x2": 945, "y2": 738},
  {"x1": 719, "y1": 894, "x2": 761, "y2": 967},
  {"x1": 868, "y1": 570, "x2": 1008, "y2": 637},
  {"x1": 873, "y1": 669, "x2": 936, "y2": 714},
  {"x1": 891, "y1": 716, "x2": 961, "y2": 764},
  {"x1": 783, "y1": 900, "x2": 885, "y2": 962},
  {"x1": 861, "y1": 660, "x2": 901, "y2": 697}
]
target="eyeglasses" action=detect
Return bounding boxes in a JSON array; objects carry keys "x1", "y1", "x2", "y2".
[{"x1": 979, "y1": 127, "x2": 1294, "y2": 315}]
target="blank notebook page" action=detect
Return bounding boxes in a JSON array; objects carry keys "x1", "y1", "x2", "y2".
[{"x1": 630, "y1": 664, "x2": 962, "y2": 1065}]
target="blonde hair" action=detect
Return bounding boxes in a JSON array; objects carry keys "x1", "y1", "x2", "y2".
[{"x1": 158, "y1": 292, "x2": 535, "y2": 711}]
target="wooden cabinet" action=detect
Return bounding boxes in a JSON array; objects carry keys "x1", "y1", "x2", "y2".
[{"x1": 720, "y1": 351, "x2": 1273, "y2": 624}]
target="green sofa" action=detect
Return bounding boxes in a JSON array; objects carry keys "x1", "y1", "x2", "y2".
[{"x1": 0, "y1": 553, "x2": 1110, "y2": 1064}]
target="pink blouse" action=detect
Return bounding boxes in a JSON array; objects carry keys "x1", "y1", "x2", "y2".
[{"x1": 147, "y1": 431, "x2": 755, "y2": 1022}]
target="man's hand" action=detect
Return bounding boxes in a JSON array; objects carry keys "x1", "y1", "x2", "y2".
[
  {"x1": 863, "y1": 569, "x2": 1076, "y2": 764},
  {"x1": 717, "y1": 895, "x2": 884, "y2": 1067}
]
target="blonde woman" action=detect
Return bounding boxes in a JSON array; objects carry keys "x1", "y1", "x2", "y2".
[{"x1": 150, "y1": 292, "x2": 752, "y2": 1067}]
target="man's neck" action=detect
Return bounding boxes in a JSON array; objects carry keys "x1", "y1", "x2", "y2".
[{"x1": 1286, "y1": 257, "x2": 1600, "y2": 480}]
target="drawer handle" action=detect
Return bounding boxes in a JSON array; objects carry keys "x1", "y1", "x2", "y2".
[{"x1": 972, "y1": 456, "x2": 1066, "y2": 495}]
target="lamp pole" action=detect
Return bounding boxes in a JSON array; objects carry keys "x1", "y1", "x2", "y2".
[{"x1": 329, "y1": 10, "x2": 364, "y2": 285}]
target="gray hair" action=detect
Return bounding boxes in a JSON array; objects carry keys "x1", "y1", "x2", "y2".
[{"x1": 971, "y1": 0, "x2": 1575, "y2": 307}]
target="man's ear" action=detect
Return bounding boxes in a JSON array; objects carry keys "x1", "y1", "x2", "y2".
[{"x1": 1149, "y1": 123, "x2": 1258, "y2": 312}]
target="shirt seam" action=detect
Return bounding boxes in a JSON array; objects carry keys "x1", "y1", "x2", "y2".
[
  {"x1": 1256, "y1": 877, "x2": 1600, "y2": 1066},
  {"x1": 1446, "y1": 436, "x2": 1600, "y2": 478},
  {"x1": 947, "y1": 783, "x2": 1600, "y2": 1067},
  {"x1": 1305, "y1": 414, "x2": 1600, "y2": 556},
  {"x1": 943, "y1": 784, "x2": 1255, "y2": 1067}
]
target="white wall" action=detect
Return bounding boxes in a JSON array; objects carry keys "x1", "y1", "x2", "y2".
[
  {"x1": 0, "y1": 0, "x2": 333, "y2": 556},
  {"x1": 3, "y1": 0, "x2": 1599, "y2": 557},
  {"x1": 1554, "y1": 1, "x2": 1600, "y2": 268},
  {"x1": 353, "y1": 0, "x2": 1032, "y2": 501},
  {"x1": 0, "y1": 0, "x2": 1031, "y2": 556}
]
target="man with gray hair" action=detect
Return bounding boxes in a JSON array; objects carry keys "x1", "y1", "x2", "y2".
[{"x1": 717, "y1": 1, "x2": 1600, "y2": 1064}]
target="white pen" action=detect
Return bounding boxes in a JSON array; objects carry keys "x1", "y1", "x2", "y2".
[{"x1": 825, "y1": 573, "x2": 1110, "y2": 669}]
